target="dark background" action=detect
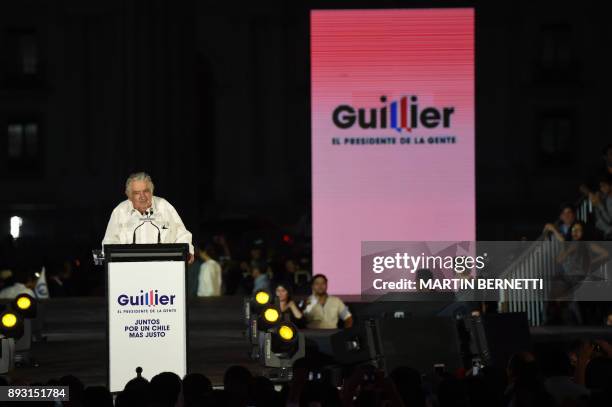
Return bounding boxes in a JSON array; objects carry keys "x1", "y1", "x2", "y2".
[{"x1": 0, "y1": 0, "x2": 608, "y2": 267}]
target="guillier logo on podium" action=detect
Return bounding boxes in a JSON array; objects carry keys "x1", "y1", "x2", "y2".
[{"x1": 117, "y1": 290, "x2": 177, "y2": 307}]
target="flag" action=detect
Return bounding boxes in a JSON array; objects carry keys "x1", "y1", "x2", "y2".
[{"x1": 35, "y1": 266, "x2": 50, "y2": 299}]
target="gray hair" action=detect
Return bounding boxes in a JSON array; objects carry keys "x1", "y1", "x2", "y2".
[{"x1": 125, "y1": 172, "x2": 155, "y2": 196}]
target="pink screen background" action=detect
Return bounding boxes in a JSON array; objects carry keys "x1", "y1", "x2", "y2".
[{"x1": 311, "y1": 9, "x2": 475, "y2": 295}]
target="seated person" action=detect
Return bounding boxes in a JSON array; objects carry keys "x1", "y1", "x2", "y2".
[
  {"x1": 543, "y1": 203, "x2": 577, "y2": 241},
  {"x1": 0, "y1": 268, "x2": 36, "y2": 299},
  {"x1": 252, "y1": 265, "x2": 270, "y2": 294},
  {"x1": 274, "y1": 282, "x2": 304, "y2": 327},
  {"x1": 304, "y1": 274, "x2": 352, "y2": 329}
]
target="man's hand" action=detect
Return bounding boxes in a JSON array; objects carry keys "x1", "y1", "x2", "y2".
[
  {"x1": 543, "y1": 223, "x2": 557, "y2": 233},
  {"x1": 188, "y1": 254, "x2": 195, "y2": 265},
  {"x1": 590, "y1": 192, "x2": 602, "y2": 207}
]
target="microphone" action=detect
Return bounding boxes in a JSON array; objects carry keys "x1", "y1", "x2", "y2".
[
  {"x1": 132, "y1": 221, "x2": 146, "y2": 244},
  {"x1": 132, "y1": 209, "x2": 161, "y2": 244},
  {"x1": 149, "y1": 221, "x2": 162, "y2": 244},
  {"x1": 149, "y1": 209, "x2": 161, "y2": 243}
]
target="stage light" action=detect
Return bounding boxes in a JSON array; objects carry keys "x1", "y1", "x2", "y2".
[
  {"x1": 271, "y1": 322, "x2": 298, "y2": 353},
  {"x1": 2, "y1": 313, "x2": 17, "y2": 328},
  {"x1": 256, "y1": 305, "x2": 281, "y2": 333},
  {"x1": 255, "y1": 290, "x2": 271, "y2": 306},
  {"x1": 244, "y1": 290, "x2": 273, "y2": 330},
  {"x1": 16, "y1": 296, "x2": 31, "y2": 310},
  {"x1": 259, "y1": 321, "x2": 305, "y2": 369},
  {"x1": 244, "y1": 291, "x2": 277, "y2": 360},
  {"x1": 0, "y1": 311, "x2": 24, "y2": 339},
  {"x1": 13, "y1": 294, "x2": 37, "y2": 319},
  {"x1": 245, "y1": 290, "x2": 272, "y2": 325},
  {"x1": 278, "y1": 324, "x2": 295, "y2": 341},
  {"x1": 10, "y1": 216, "x2": 22, "y2": 239},
  {"x1": 263, "y1": 307, "x2": 280, "y2": 324}
]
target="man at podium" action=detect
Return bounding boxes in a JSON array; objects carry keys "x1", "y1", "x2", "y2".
[{"x1": 102, "y1": 172, "x2": 195, "y2": 264}]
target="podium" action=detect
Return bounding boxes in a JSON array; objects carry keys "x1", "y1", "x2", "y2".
[{"x1": 104, "y1": 244, "x2": 189, "y2": 393}]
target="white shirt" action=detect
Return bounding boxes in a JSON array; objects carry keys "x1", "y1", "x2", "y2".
[
  {"x1": 304, "y1": 294, "x2": 351, "y2": 329},
  {"x1": 0, "y1": 283, "x2": 36, "y2": 299},
  {"x1": 197, "y1": 259, "x2": 222, "y2": 297},
  {"x1": 102, "y1": 196, "x2": 194, "y2": 254}
]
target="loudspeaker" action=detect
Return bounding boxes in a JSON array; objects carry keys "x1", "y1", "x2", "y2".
[
  {"x1": 330, "y1": 319, "x2": 383, "y2": 366},
  {"x1": 348, "y1": 295, "x2": 474, "y2": 322},
  {"x1": 376, "y1": 317, "x2": 464, "y2": 375},
  {"x1": 327, "y1": 317, "x2": 464, "y2": 375},
  {"x1": 468, "y1": 312, "x2": 531, "y2": 369}
]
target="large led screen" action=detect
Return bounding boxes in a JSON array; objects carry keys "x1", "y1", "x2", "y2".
[{"x1": 311, "y1": 9, "x2": 475, "y2": 294}]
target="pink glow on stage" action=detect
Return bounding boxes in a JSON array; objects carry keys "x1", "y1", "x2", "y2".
[{"x1": 311, "y1": 9, "x2": 475, "y2": 295}]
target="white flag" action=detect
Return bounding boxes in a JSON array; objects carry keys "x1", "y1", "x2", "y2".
[{"x1": 35, "y1": 266, "x2": 50, "y2": 299}]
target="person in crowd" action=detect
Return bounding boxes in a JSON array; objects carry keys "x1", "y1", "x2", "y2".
[
  {"x1": 589, "y1": 177, "x2": 612, "y2": 239},
  {"x1": 249, "y1": 239, "x2": 267, "y2": 270},
  {"x1": 540, "y1": 347, "x2": 590, "y2": 406},
  {"x1": 251, "y1": 375, "x2": 283, "y2": 406},
  {"x1": 601, "y1": 144, "x2": 612, "y2": 179},
  {"x1": 0, "y1": 268, "x2": 36, "y2": 299},
  {"x1": 59, "y1": 374, "x2": 86, "y2": 407},
  {"x1": 223, "y1": 365, "x2": 253, "y2": 407},
  {"x1": 554, "y1": 222, "x2": 608, "y2": 293},
  {"x1": 182, "y1": 373, "x2": 213, "y2": 407},
  {"x1": 543, "y1": 203, "x2": 577, "y2": 241},
  {"x1": 390, "y1": 366, "x2": 427, "y2": 407},
  {"x1": 304, "y1": 274, "x2": 353, "y2": 329},
  {"x1": 501, "y1": 351, "x2": 557, "y2": 407},
  {"x1": 548, "y1": 222, "x2": 608, "y2": 323},
  {"x1": 149, "y1": 372, "x2": 182, "y2": 407},
  {"x1": 83, "y1": 386, "x2": 113, "y2": 407},
  {"x1": 252, "y1": 265, "x2": 270, "y2": 294},
  {"x1": 47, "y1": 260, "x2": 76, "y2": 297},
  {"x1": 102, "y1": 171, "x2": 194, "y2": 264},
  {"x1": 584, "y1": 346, "x2": 612, "y2": 407},
  {"x1": 197, "y1": 242, "x2": 222, "y2": 297},
  {"x1": 343, "y1": 364, "x2": 405, "y2": 407},
  {"x1": 274, "y1": 282, "x2": 304, "y2": 326},
  {"x1": 115, "y1": 374, "x2": 151, "y2": 407},
  {"x1": 286, "y1": 358, "x2": 342, "y2": 407},
  {"x1": 212, "y1": 234, "x2": 232, "y2": 265}
]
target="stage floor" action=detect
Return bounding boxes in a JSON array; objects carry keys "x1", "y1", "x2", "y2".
[{"x1": 7, "y1": 297, "x2": 259, "y2": 387}]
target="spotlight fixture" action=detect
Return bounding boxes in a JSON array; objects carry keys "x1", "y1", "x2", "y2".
[
  {"x1": 0, "y1": 310, "x2": 24, "y2": 339},
  {"x1": 244, "y1": 291, "x2": 277, "y2": 360},
  {"x1": 271, "y1": 322, "x2": 299, "y2": 355},
  {"x1": 255, "y1": 290, "x2": 271, "y2": 306},
  {"x1": 13, "y1": 294, "x2": 37, "y2": 319},
  {"x1": 257, "y1": 305, "x2": 281, "y2": 331},
  {"x1": 260, "y1": 321, "x2": 305, "y2": 369},
  {"x1": 278, "y1": 324, "x2": 295, "y2": 341},
  {"x1": 244, "y1": 290, "x2": 273, "y2": 326}
]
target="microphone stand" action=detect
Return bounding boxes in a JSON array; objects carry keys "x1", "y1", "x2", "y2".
[{"x1": 132, "y1": 209, "x2": 161, "y2": 244}]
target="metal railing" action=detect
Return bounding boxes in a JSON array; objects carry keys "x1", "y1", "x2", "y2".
[{"x1": 497, "y1": 196, "x2": 601, "y2": 326}]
